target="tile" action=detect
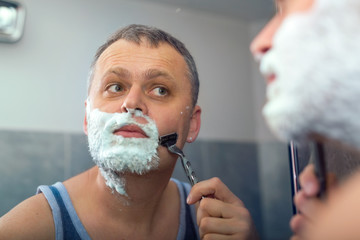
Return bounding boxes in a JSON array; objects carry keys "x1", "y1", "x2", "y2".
[
  {"x1": 68, "y1": 133, "x2": 94, "y2": 177},
  {"x1": 258, "y1": 142, "x2": 293, "y2": 240},
  {"x1": 0, "y1": 130, "x2": 65, "y2": 215}
]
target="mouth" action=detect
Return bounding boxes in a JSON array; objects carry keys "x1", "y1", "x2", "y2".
[
  {"x1": 259, "y1": 55, "x2": 276, "y2": 85},
  {"x1": 265, "y1": 73, "x2": 276, "y2": 85},
  {"x1": 113, "y1": 124, "x2": 148, "y2": 138}
]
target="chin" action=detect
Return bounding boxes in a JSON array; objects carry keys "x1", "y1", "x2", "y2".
[
  {"x1": 263, "y1": 87, "x2": 360, "y2": 151},
  {"x1": 262, "y1": 88, "x2": 311, "y2": 143}
]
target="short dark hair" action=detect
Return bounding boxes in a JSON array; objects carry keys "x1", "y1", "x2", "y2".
[{"x1": 87, "y1": 24, "x2": 199, "y2": 106}]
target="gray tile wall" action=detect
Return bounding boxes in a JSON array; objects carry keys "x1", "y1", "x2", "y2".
[
  {"x1": 0, "y1": 130, "x2": 294, "y2": 239},
  {"x1": 0, "y1": 130, "x2": 94, "y2": 216},
  {"x1": 257, "y1": 142, "x2": 293, "y2": 240}
]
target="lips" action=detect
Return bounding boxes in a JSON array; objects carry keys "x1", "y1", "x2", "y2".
[
  {"x1": 113, "y1": 124, "x2": 148, "y2": 138},
  {"x1": 265, "y1": 73, "x2": 276, "y2": 85},
  {"x1": 260, "y1": 62, "x2": 276, "y2": 85},
  {"x1": 259, "y1": 53, "x2": 277, "y2": 85}
]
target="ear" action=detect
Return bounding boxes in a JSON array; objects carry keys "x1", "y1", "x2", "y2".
[
  {"x1": 187, "y1": 105, "x2": 201, "y2": 143},
  {"x1": 83, "y1": 100, "x2": 88, "y2": 135}
]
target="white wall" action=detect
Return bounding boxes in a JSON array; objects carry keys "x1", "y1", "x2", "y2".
[{"x1": 0, "y1": 0, "x2": 264, "y2": 142}]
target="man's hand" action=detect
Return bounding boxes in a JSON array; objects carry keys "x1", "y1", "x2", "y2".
[
  {"x1": 187, "y1": 177, "x2": 259, "y2": 240},
  {"x1": 304, "y1": 171, "x2": 360, "y2": 239},
  {"x1": 290, "y1": 164, "x2": 337, "y2": 239}
]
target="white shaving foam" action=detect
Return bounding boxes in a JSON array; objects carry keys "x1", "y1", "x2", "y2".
[
  {"x1": 259, "y1": 0, "x2": 360, "y2": 149},
  {"x1": 86, "y1": 100, "x2": 159, "y2": 196}
]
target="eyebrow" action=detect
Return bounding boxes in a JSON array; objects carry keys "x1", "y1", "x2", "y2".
[
  {"x1": 144, "y1": 69, "x2": 175, "y2": 82},
  {"x1": 105, "y1": 67, "x2": 131, "y2": 79}
]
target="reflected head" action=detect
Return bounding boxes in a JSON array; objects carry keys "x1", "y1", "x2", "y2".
[{"x1": 87, "y1": 24, "x2": 199, "y2": 106}]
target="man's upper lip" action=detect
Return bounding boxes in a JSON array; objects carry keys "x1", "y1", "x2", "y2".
[
  {"x1": 265, "y1": 73, "x2": 276, "y2": 85},
  {"x1": 259, "y1": 56, "x2": 276, "y2": 85},
  {"x1": 113, "y1": 125, "x2": 148, "y2": 137}
]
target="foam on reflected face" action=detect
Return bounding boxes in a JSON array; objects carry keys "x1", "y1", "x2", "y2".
[
  {"x1": 260, "y1": 0, "x2": 360, "y2": 148},
  {"x1": 86, "y1": 101, "x2": 159, "y2": 196}
]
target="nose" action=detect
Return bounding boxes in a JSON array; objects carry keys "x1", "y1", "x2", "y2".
[
  {"x1": 250, "y1": 15, "x2": 282, "y2": 60},
  {"x1": 120, "y1": 86, "x2": 148, "y2": 115}
]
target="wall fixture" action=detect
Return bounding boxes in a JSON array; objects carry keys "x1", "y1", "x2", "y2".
[{"x1": 0, "y1": 0, "x2": 25, "y2": 43}]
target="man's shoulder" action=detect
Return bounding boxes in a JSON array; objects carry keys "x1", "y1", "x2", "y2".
[
  {"x1": 0, "y1": 192, "x2": 55, "y2": 240},
  {"x1": 171, "y1": 178, "x2": 191, "y2": 193}
]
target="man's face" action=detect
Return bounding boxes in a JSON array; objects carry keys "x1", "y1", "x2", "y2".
[
  {"x1": 249, "y1": 0, "x2": 315, "y2": 142},
  {"x1": 251, "y1": 0, "x2": 315, "y2": 62},
  {"x1": 86, "y1": 39, "x2": 201, "y2": 174},
  {"x1": 250, "y1": 0, "x2": 360, "y2": 147}
]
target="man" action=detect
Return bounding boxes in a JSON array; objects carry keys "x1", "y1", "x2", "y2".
[
  {"x1": 250, "y1": 0, "x2": 360, "y2": 239},
  {"x1": 0, "y1": 24, "x2": 257, "y2": 239}
]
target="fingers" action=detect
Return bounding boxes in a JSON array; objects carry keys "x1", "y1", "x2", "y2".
[
  {"x1": 196, "y1": 198, "x2": 250, "y2": 224},
  {"x1": 299, "y1": 164, "x2": 319, "y2": 196},
  {"x1": 189, "y1": 178, "x2": 258, "y2": 239},
  {"x1": 290, "y1": 184, "x2": 326, "y2": 238},
  {"x1": 293, "y1": 190, "x2": 323, "y2": 220},
  {"x1": 290, "y1": 164, "x2": 339, "y2": 239},
  {"x1": 290, "y1": 213, "x2": 315, "y2": 238},
  {"x1": 290, "y1": 214, "x2": 305, "y2": 234},
  {"x1": 187, "y1": 177, "x2": 243, "y2": 206},
  {"x1": 290, "y1": 235, "x2": 302, "y2": 240},
  {"x1": 198, "y1": 214, "x2": 247, "y2": 236},
  {"x1": 197, "y1": 198, "x2": 254, "y2": 239},
  {"x1": 199, "y1": 233, "x2": 248, "y2": 240},
  {"x1": 299, "y1": 164, "x2": 338, "y2": 198}
]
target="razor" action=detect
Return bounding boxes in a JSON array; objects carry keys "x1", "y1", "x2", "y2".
[{"x1": 159, "y1": 132, "x2": 199, "y2": 186}]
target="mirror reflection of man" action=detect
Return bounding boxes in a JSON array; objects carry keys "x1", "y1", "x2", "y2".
[
  {"x1": 251, "y1": 0, "x2": 360, "y2": 239},
  {"x1": 0, "y1": 24, "x2": 258, "y2": 240}
]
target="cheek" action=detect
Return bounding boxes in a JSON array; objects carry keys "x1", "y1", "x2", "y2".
[
  {"x1": 152, "y1": 107, "x2": 192, "y2": 137},
  {"x1": 91, "y1": 97, "x2": 124, "y2": 113}
]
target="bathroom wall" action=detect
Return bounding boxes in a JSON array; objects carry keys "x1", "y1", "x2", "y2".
[{"x1": 0, "y1": 1, "x2": 292, "y2": 239}]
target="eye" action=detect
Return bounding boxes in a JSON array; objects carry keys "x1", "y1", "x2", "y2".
[
  {"x1": 151, "y1": 86, "x2": 168, "y2": 97},
  {"x1": 108, "y1": 84, "x2": 124, "y2": 93}
]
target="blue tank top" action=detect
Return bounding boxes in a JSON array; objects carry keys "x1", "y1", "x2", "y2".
[{"x1": 37, "y1": 178, "x2": 199, "y2": 240}]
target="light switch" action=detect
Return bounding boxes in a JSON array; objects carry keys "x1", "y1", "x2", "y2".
[{"x1": 0, "y1": 0, "x2": 25, "y2": 43}]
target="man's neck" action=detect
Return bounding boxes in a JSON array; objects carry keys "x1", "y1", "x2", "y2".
[
  {"x1": 310, "y1": 133, "x2": 360, "y2": 182},
  {"x1": 311, "y1": 133, "x2": 360, "y2": 158},
  {"x1": 64, "y1": 164, "x2": 181, "y2": 239},
  {"x1": 93, "y1": 165, "x2": 178, "y2": 224}
]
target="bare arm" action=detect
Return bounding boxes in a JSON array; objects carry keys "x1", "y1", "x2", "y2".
[{"x1": 0, "y1": 193, "x2": 55, "y2": 240}]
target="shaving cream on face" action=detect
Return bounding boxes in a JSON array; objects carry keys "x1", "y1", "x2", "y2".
[
  {"x1": 260, "y1": 0, "x2": 360, "y2": 148},
  {"x1": 86, "y1": 101, "x2": 160, "y2": 195}
]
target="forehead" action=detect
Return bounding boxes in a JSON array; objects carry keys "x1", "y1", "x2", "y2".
[
  {"x1": 96, "y1": 39, "x2": 187, "y2": 75},
  {"x1": 89, "y1": 39, "x2": 191, "y2": 97}
]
